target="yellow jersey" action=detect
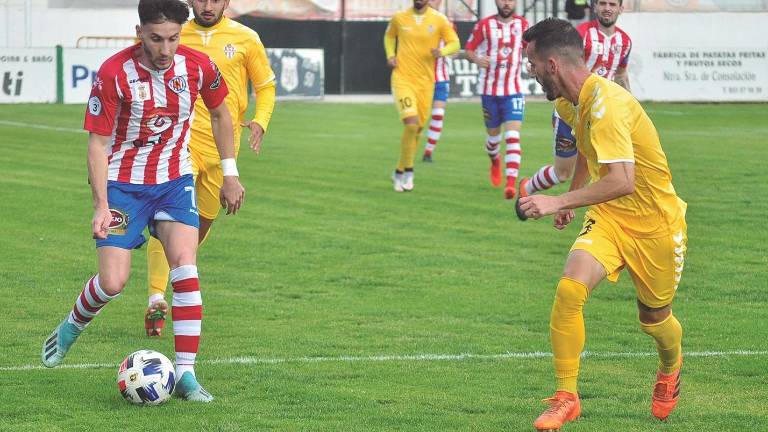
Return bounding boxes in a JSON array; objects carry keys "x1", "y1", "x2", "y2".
[
  {"x1": 181, "y1": 17, "x2": 275, "y2": 156},
  {"x1": 555, "y1": 74, "x2": 686, "y2": 237},
  {"x1": 385, "y1": 7, "x2": 460, "y2": 86}
]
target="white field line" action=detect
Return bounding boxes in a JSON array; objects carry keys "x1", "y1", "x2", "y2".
[
  {"x1": 2, "y1": 350, "x2": 765, "y2": 372},
  {"x1": 0, "y1": 120, "x2": 85, "y2": 134}
]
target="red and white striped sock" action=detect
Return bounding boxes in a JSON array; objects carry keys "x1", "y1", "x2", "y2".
[
  {"x1": 424, "y1": 108, "x2": 445, "y2": 156},
  {"x1": 486, "y1": 134, "x2": 502, "y2": 160},
  {"x1": 171, "y1": 265, "x2": 202, "y2": 378},
  {"x1": 67, "y1": 275, "x2": 118, "y2": 330},
  {"x1": 527, "y1": 164, "x2": 561, "y2": 194},
  {"x1": 504, "y1": 130, "x2": 521, "y2": 186}
]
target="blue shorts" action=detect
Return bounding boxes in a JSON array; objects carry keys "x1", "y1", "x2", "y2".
[
  {"x1": 552, "y1": 111, "x2": 578, "y2": 158},
  {"x1": 481, "y1": 94, "x2": 524, "y2": 128},
  {"x1": 433, "y1": 81, "x2": 450, "y2": 102},
  {"x1": 96, "y1": 174, "x2": 199, "y2": 250}
]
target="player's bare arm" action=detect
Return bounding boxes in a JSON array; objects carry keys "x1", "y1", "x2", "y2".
[
  {"x1": 87, "y1": 132, "x2": 112, "y2": 239},
  {"x1": 614, "y1": 67, "x2": 631, "y2": 91},
  {"x1": 209, "y1": 102, "x2": 245, "y2": 215},
  {"x1": 520, "y1": 160, "x2": 634, "y2": 219},
  {"x1": 240, "y1": 120, "x2": 265, "y2": 154},
  {"x1": 465, "y1": 49, "x2": 491, "y2": 69}
]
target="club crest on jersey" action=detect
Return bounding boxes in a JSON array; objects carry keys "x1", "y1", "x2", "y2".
[
  {"x1": 611, "y1": 44, "x2": 622, "y2": 55},
  {"x1": 167, "y1": 76, "x2": 187, "y2": 94},
  {"x1": 593, "y1": 42, "x2": 604, "y2": 55},
  {"x1": 427, "y1": 25, "x2": 435, "y2": 33},
  {"x1": 224, "y1": 43, "x2": 236, "y2": 59},
  {"x1": 109, "y1": 208, "x2": 128, "y2": 235},
  {"x1": 132, "y1": 82, "x2": 151, "y2": 102}
]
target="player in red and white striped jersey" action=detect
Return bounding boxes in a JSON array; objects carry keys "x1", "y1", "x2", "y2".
[
  {"x1": 41, "y1": 0, "x2": 244, "y2": 403},
  {"x1": 465, "y1": 0, "x2": 529, "y2": 199},
  {"x1": 516, "y1": 0, "x2": 631, "y2": 220},
  {"x1": 422, "y1": 0, "x2": 454, "y2": 163}
]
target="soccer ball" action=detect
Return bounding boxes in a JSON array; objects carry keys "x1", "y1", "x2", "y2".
[{"x1": 117, "y1": 350, "x2": 175, "y2": 405}]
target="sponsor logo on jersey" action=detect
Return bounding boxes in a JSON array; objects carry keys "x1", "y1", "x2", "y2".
[
  {"x1": 427, "y1": 25, "x2": 435, "y2": 33},
  {"x1": 224, "y1": 43, "x2": 236, "y2": 60},
  {"x1": 109, "y1": 208, "x2": 128, "y2": 235},
  {"x1": 167, "y1": 76, "x2": 187, "y2": 94},
  {"x1": 88, "y1": 96, "x2": 102, "y2": 116},
  {"x1": 146, "y1": 115, "x2": 173, "y2": 134},
  {"x1": 210, "y1": 70, "x2": 222, "y2": 90}
]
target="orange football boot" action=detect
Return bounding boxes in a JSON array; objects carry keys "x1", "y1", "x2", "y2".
[
  {"x1": 490, "y1": 158, "x2": 502, "y2": 187},
  {"x1": 144, "y1": 300, "x2": 168, "y2": 337},
  {"x1": 534, "y1": 391, "x2": 581, "y2": 431},
  {"x1": 652, "y1": 357, "x2": 682, "y2": 420},
  {"x1": 504, "y1": 184, "x2": 516, "y2": 200},
  {"x1": 515, "y1": 178, "x2": 530, "y2": 220}
]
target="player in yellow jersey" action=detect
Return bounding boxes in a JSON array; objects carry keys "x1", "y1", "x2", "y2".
[
  {"x1": 144, "y1": 0, "x2": 276, "y2": 336},
  {"x1": 517, "y1": 19, "x2": 687, "y2": 430},
  {"x1": 384, "y1": 0, "x2": 460, "y2": 192}
]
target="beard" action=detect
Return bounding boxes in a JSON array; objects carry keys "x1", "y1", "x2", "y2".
[
  {"x1": 497, "y1": 7, "x2": 513, "y2": 18},
  {"x1": 537, "y1": 74, "x2": 557, "y2": 101},
  {"x1": 414, "y1": 0, "x2": 428, "y2": 9},
  {"x1": 597, "y1": 15, "x2": 617, "y2": 28}
]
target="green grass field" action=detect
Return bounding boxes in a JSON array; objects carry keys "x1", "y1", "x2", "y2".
[{"x1": 0, "y1": 100, "x2": 766, "y2": 431}]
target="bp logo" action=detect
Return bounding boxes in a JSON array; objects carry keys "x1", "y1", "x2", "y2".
[{"x1": 167, "y1": 76, "x2": 187, "y2": 94}]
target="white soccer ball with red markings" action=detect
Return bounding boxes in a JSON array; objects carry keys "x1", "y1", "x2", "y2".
[{"x1": 117, "y1": 350, "x2": 175, "y2": 405}]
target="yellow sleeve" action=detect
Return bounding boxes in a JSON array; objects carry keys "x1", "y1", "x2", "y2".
[
  {"x1": 554, "y1": 98, "x2": 577, "y2": 126},
  {"x1": 590, "y1": 89, "x2": 634, "y2": 163},
  {"x1": 384, "y1": 17, "x2": 398, "y2": 59},
  {"x1": 439, "y1": 20, "x2": 460, "y2": 56},
  {"x1": 253, "y1": 83, "x2": 275, "y2": 133},
  {"x1": 246, "y1": 32, "x2": 276, "y2": 132}
]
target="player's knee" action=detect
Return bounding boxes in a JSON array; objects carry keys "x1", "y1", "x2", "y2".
[
  {"x1": 638, "y1": 301, "x2": 672, "y2": 326},
  {"x1": 98, "y1": 273, "x2": 128, "y2": 296},
  {"x1": 553, "y1": 277, "x2": 589, "y2": 308}
]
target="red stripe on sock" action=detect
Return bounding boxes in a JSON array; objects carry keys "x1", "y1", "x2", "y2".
[
  {"x1": 174, "y1": 335, "x2": 200, "y2": 353},
  {"x1": 172, "y1": 305, "x2": 202, "y2": 320},
  {"x1": 172, "y1": 278, "x2": 199, "y2": 293}
]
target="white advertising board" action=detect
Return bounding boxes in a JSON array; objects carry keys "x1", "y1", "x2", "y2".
[
  {"x1": 630, "y1": 47, "x2": 768, "y2": 102},
  {"x1": 621, "y1": 13, "x2": 768, "y2": 101},
  {"x1": 63, "y1": 47, "x2": 325, "y2": 103},
  {"x1": 62, "y1": 48, "x2": 115, "y2": 104},
  {"x1": 0, "y1": 48, "x2": 56, "y2": 103}
]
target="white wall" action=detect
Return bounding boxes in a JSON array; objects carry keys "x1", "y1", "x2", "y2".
[{"x1": 1, "y1": 1, "x2": 144, "y2": 47}]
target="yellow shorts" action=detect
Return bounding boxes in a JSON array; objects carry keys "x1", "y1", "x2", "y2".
[
  {"x1": 391, "y1": 79, "x2": 434, "y2": 127},
  {"x1": 188, "y1": 130, "x2": 241, "y2": 220},
  {"x1": 570, "y1": 209, "x2": 688, "y2": 308}
]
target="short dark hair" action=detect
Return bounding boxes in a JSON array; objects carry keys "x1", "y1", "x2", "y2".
[
  {"x1": 522, "y1": 18, "x2": 584, "y2": 65},
  {"x1": 138, "y1": 0, "x2": 189, "y2": 25}
]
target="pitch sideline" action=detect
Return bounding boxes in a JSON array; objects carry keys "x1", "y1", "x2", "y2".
[{"x1": 1, "y1": 350, "x2": 765, "y2": 372}]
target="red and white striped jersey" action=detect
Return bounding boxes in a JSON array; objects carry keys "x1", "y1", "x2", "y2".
[
  {"x1": 434, "y1": 21, "x2": 457, "y2": 83},
  {"x1": 434, "y1": 40, "x2": 450, "y2": 82},
  {"x1": 465, "y1": 14, "x2": 528, "y2": 96},
  {"x1": 84, "y1": 44, "x2": 228, "y2": 185},
  {"x1": 577, "y1": 20, "x2": 632, "y2": 81}
]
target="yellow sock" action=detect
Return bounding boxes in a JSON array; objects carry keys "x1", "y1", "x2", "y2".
[
  {"x1": 147, "y1": 236, "x2": 170, "y2": 300},
  {"x1": 550, "y1": 277, "x2": 589, "y2": 394},
  {"x1": 397, "y1": 123, "x2": 420, "y2": 171},
  {"x1": 640, "y1": 314, "x2": 683, "y2": 374}
]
